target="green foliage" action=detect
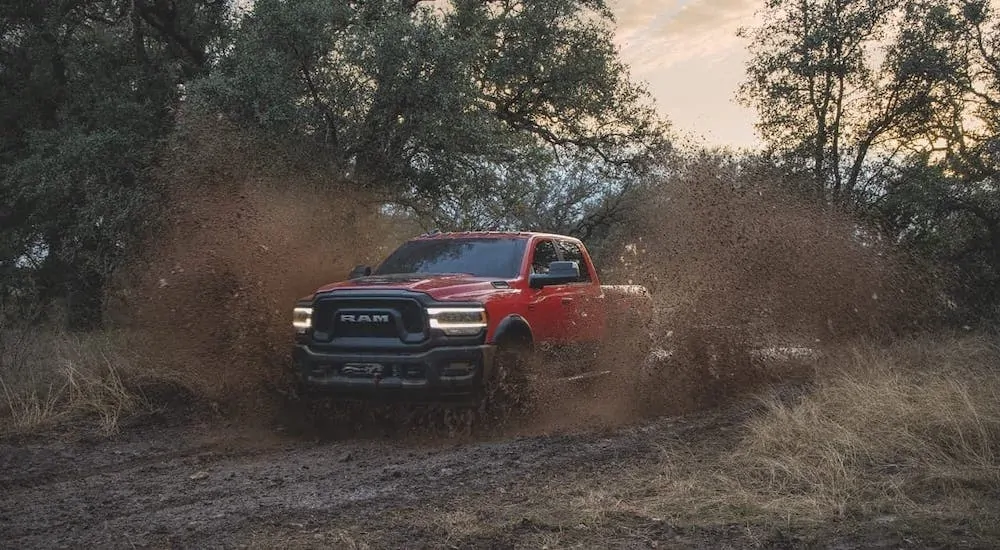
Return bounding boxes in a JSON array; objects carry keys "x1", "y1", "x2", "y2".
[
  {"x1": 193, "y1": 0, "x2": 668, "y2": 229},
  {"x1": 0, "y1": 0, "x2": 232, "y2": 328},
  {"x1": 738, "y1": 0, "x2": 958, "y2": 202},
  {"x1": 1, "y1": 0, "x2": 667, "y2": 327},
  {"x1": 875, "y1": 162, "x2": 997, "y2": 318},
  {"x1": 873, "y1": 0, "x2": 1000, "y2": 319}
]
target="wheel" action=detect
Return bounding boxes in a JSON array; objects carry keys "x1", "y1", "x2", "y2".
[{"x1": 478, "y1": 339, "x2": 533, "y2": 426}]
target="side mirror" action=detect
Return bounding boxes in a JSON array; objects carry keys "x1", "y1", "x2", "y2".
[
  {"x1": 348, "y1": 265, "x2": 372, "y2": 279},
  {"x1": 529, "y1": 261, "x2": 580, "y2": 288}
]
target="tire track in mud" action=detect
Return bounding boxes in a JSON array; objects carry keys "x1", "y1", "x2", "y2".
[
  {"x1": 0, "y1": 439, "x2": 260, "y2": 491},
  {"x1": 0, "y1": 408, "x2": 742, "y2": 549}
]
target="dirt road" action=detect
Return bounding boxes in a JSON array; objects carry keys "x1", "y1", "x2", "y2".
[
  {"x1": 3, "y1": 396, "x2": 984, "y2": 550},
  {"x1": 0, "y1": 403, "x2": 744, "y2": 549}
]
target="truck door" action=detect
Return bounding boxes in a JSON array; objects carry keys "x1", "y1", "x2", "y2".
[
  {"x1": 556, "y1": 239, "x2": 605, "y2": 343},
  {"x1": 524, "y1": 238, "x2": 572, "y2": 343}
]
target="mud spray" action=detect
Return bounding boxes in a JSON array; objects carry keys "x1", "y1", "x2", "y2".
[
  {"x1": 114, "y1": 117, "x2": 404, "y2": 429},
  {"x1": 523, "y1": 158, "x2": 937, "y2": 435},
  {"x1": 114, "y1": 121, "x2": 936, "y2": 439}
]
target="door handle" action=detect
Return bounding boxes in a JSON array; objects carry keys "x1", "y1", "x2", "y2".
[{"x1": 561, "y1": 298, "x2": 573, "y2": 305}]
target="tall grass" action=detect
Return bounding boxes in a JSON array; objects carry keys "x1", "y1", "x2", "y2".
[
  {"x1": 737, "y1": 334, "x2": 999, "y2": 516},
  {"x1": 0, "y1": 326, "x2": 190, "y2": 436},
  {"x1": 644, "y1": 333, "x2": 1000, "y2": 525}
]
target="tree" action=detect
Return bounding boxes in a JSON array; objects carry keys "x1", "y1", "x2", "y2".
[
  {"x1": 873, "y1": 0, "x2": 1000, "y2": 318},
  {"x1": 738, "y1": 0, "x2": 950, "y2": 204},
  {"x1": 741, "y1": 0, "x2": 1000, "y2": 319},
  {"x1": 193, "y1": 0, "x2": 668, "y2": 227},
  {"x1": 0, "y1": 0, "x2": 232, "y2": 329}
]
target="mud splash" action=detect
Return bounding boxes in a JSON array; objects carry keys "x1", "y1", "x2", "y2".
[
  {"x1": 582, "y1": 156, "x2": 938, "y2": 426},
  {"x1": 116, "y1": 116, "x2": 402, "y2": 424},
  {"x1": 108, "y1": 132, "x2": 935, "y2": 439},
  {"x1": 505, "y1": 156, "x2": 939, "y2": 434}
]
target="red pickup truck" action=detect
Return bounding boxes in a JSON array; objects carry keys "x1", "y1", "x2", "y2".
[{"x1": 291, "y1": 231, "x2": 653, "y2": 414}]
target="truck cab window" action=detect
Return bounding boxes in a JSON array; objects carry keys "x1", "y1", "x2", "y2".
[
  {"x1": 557, "y1": 240, "x2": 592, "y2": 282},
  {"x1": 531, "y1": 240, "x2": 559, "y2": 274},
  {"x1": 374, "y1": 237, "x2": 527, "y2": 278}
]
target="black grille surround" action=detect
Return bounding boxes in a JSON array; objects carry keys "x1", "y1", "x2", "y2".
[
  {"x1": 293, "y1": 289, "x2": 494, "y2": 403},
  {"x1": 303, "y1": 289, "x2": 487, "y2": 350},
  {"x1": 312, "y1": 295, "x2": 427, "y2": 343}
]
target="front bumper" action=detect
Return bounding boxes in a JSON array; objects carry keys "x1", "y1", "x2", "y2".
[{"x1": 293, "y1": 344, "x2": 496, "y2": 403}]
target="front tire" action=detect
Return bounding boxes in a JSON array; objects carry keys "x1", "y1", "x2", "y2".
[{"x1": 478, "y1": 340, "x2": 533, "y2": 426}]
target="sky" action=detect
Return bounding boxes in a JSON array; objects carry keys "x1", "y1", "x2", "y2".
[{"x1": 609, "y1": 0, "x2": 764, "y2": 150}]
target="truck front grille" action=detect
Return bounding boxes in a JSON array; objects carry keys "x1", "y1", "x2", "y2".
[{"x1": 312, "y1": 297, "x2": 426, "y2": 341}]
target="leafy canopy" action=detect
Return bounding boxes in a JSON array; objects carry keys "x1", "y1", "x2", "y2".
[
  {"x1": 740, "y1": 0, "x2": 1000, "y2": 318},
  {"x1": 0, "y1": 0, "x2": 231, "y2": 328},
  {"x1": 194, "y1": 0, "x2": 669, "y2": 225}
]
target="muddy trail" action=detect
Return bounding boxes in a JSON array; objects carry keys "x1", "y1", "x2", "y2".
[
  {"x1": 2, "y1": 386, "x2": 986, "y2": 550},
  {"x1": 0, "y1": 403, "x2": 735, "y2": 549}
]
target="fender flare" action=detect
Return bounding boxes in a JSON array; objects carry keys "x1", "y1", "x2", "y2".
[{"x1": 491, "y1": 314, "x2": 533, "y2": 347}]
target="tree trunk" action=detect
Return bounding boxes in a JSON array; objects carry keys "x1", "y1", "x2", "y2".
[{"x1": 65, "y1": 267, "x2": 105, "y2": 331}]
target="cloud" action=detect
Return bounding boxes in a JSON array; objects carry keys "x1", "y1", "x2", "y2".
[
  {"x1": 611, "y1": 0, "x2": 761, "y2": 70},
  {"x1": 609, "y1": 0, "x2": 765, "y2": 148},
  {"x1": 610, "y1": 0, "x2": 683, "y2": 29},
  {"x1": 660, "y1": 0, "x2": 759, "y2": 36}
]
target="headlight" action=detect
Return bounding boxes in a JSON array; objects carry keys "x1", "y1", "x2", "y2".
[
  {"x1": 427, "y1": 307, "x2": 487, "y2": 336},
  {"x1": 292, "y1": 307, "x2": 312, "y2": 333}
]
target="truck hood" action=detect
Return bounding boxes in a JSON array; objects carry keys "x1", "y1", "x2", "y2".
[{"x1": 310, "y1": 274, "x2": 513, "y2": 302}]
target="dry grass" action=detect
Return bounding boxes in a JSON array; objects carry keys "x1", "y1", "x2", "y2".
[
  {"x1": 376, "y1": 333, "x2": 998, "y2": 543},
  {"x1": 636, "y1": 332, "x2": 1000, "y2": 527},
  {"x1": 466, "y1": 334, "x2": 1000, "y2": 545},
  {"x1": 0, "y1": 326, "x2": 192, "y2": 437},
  {"x1": 736, "y1": 334, "x2": 998, "y2": 517}
]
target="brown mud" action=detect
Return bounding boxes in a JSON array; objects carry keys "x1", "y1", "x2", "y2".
[
  {"x1": 3, "y1": 387, "x2": 993, "y2": 549},
  {"x1": 0, "y1": 404, "x2": 733, "y2": 549},
  {"x1": 106, "y1": 120, "x2": 932, "y2": 436},
  {"x1": 111, "y1": 118, "x2": 409, "y2": 427}
]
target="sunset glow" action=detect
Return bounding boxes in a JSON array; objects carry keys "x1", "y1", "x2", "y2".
[{"x1": 610, "y1": 0, "x2": 763, "y2": 149}]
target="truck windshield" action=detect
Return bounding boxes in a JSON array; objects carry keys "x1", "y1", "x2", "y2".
[{"x1": 374, "y1": 238, "x2": 527, "y2": 279}]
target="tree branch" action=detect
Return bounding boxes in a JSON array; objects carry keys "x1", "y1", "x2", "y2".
[
  {"x1": 133, "y1": 0, "x2": 206, "y2": 66},
  {"x1": 292, "y1": 44, "x2": 339, "y2": 150}
]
